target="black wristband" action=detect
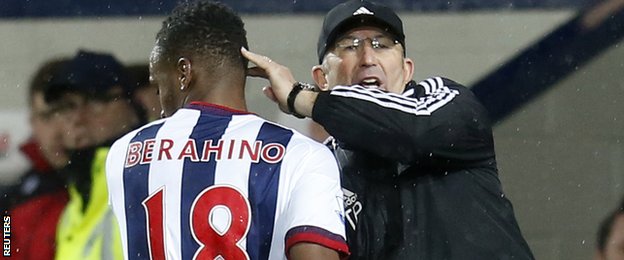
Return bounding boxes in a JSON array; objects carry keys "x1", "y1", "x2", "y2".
[{"x1": 287, "y1": 82, "x2": 315, "y2": 118}]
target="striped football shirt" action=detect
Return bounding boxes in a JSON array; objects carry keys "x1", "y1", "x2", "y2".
[{"x1": 106, "y1": 102, "x2": 348, "y2": 260}]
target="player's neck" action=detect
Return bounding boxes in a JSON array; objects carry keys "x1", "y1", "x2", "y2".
[
  {"x1": 198, "y1": 90, "x2": 247, "y2": 111},
  {"x1": 190, "y1": 79, "x2": 247, "y2": 111}
]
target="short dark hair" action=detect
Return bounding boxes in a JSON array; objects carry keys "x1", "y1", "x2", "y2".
[
  {"x1": 28, "y1": 58, "x2": 70, "y2": 104},
  {"x1": 596, "y1": 199, "x2": 624, "y2": 252},
  {"x1": 155, "y1": 0, "x2": 248, "y2": 70}
]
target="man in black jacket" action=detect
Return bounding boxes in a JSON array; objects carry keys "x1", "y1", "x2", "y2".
[{"x1": 242, "y1": 0, "x2": 534, "y2": 259}]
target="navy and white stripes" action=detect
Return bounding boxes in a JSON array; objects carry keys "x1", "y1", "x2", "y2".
[{"x1": 329, "y1": 76, "x2": 459, "y2": 116}]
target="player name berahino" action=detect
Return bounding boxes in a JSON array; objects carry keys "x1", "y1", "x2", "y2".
[{"x1": 125, "y1": 138, "x2": 286, "y2": 167}]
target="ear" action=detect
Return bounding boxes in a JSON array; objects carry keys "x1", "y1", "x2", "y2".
[
  {"x1": 177, "y1": 57, "x2": 192, "y2": 91},
  {"x1": 402, "y1": 57, "x2": 415, "y2": 86},
  {"x1": 311, "y1": 65, "x2": 330, "y2": 91}
]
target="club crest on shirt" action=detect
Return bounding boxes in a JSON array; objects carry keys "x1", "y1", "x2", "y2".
[{"x1": 124, "y1": 138, "x2": 286, "y2": 167}]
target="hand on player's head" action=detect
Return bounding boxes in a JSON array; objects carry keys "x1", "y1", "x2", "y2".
[{"x1": 241, "y1": 47, "x2": 296, "y2": 112}]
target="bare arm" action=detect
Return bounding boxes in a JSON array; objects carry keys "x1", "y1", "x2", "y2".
[{"x1": 289, "y1": 243, "x2": 341, "y2": 260}]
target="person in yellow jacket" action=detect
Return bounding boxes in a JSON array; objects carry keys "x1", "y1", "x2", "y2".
[
  {"x1": 55, "y1": 147, "x2": 122, "y2": 260},
  {"x1": 43, "y1": 50, "x2": 145, "y2": 259}
]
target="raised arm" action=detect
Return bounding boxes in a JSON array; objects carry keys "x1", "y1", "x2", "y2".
[
  {"x1": 242, "y1": 48, "x2": 495, "y2": 167},
  {"x1": 313, "y1": 78, "x2": 496, "y2": 166}
]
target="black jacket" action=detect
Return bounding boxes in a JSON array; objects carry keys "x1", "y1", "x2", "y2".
[{"x1": 313, "y1": 77, "x2": 535, "y2": 260}]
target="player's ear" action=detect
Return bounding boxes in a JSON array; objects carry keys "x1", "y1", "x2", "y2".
[
  {"x1": 177, "y1": 57, "x2": 192, "y2": 91},
  {"x1": 312, "y1": 64, "x2": 329, "y2": 91},
  {"x1": 402, "y1": 57, "x2": 414, "y2": 86}
]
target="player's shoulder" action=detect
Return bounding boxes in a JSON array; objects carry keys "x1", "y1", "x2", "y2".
[{"x1": 257, "y1": 118, "x2": 329, "y2": 151}]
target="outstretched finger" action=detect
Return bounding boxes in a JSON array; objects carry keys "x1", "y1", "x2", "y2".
[{"x1": 241, "y1": 47, "x2": 274, "y2": 69}]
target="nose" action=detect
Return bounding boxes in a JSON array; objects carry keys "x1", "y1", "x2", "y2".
[
  {"x1": 64, "y1": 105, "x2": 91, "y2": 148},
  {"x1": 360, "y1": 42, "x2": 377, "y2": 67},
  {"x1": 67, "y1": 105, "x2": 89, "y2": 125}
]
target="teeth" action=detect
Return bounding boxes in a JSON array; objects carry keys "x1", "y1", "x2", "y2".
[{"x1": 362, "y1": 79, "x2": 377, "y2": 84}]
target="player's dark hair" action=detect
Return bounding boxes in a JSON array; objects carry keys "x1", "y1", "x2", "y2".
[
  {"x1": 596, "y1": 199, "x2": 624, "y2": 252},
  {"x1": 28, "y1": 58, "x2": 70, "y2": 104},
  {"x1": 155, "y1": 0, "x2": 248, "y2": 71}
]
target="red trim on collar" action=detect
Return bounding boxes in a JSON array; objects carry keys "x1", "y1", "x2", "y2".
[{"x1": 188, "y1": 101, "x2": 254, "y2": 115}]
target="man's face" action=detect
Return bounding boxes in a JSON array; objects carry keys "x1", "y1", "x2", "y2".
[
  {"x1": 30, "y1": 92, "x2": 69, "y2": 169},
  {"x1": 316, "y1": 26, "x2": 413, "y2": 94},
  {"x1": 51, "y1": 89, "x2": 137, "y2": 150},
  {"x1": 600, "y1": 214, "x2": 624, "y2": 260},
  {"x1": 149, "y1": 45, "x2": 182, "y2": 118}
]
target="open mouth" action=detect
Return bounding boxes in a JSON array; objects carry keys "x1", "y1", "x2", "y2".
[{"x1": 359, "y1": 77, "x2": 381, "y2": 88}]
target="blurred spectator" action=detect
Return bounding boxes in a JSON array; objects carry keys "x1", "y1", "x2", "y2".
[
  {"x1": 44, "y1": 50, "x2": 145, "y2": 260},
  {"x1": 0, "y1": 118, "x2": 30, "y2": 186},
  {"x1": 2, "y1": 57, "x2": 71, "y2": 260},
  {"x1": 127, "y1": 63, "x2": 161, "y2": 121},
  {"x1": 595, "y1": 198, "x2": 624, "y2": 260}
]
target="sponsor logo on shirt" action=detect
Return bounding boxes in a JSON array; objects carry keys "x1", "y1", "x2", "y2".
[{"x1": 342, "y1": 188, "x2": 362, "y2": 231}]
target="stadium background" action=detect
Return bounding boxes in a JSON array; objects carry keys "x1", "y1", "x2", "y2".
[{"x1": 0, "y1": 0, "x2": 622, "y2": 259}]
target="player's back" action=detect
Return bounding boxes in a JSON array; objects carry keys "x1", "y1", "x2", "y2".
[{"x1": 106, "y1": 102, "x2": 347, "y2": 260}]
